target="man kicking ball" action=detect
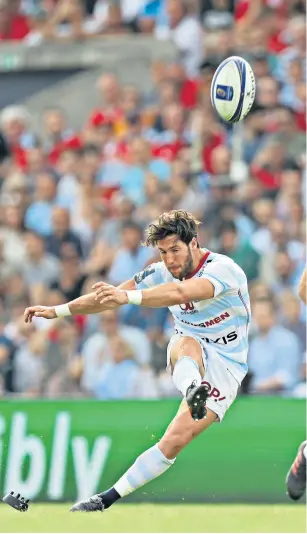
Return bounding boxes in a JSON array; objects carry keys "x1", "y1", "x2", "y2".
[{"x1": 24, "y1": 210, "x2": 250, "y2": 512}]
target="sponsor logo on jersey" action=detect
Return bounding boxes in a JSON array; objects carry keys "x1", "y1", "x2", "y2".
[
  {"x1": 177, "y1": 311, "x2": 231, "y2": 329},
  {"x1": 203, "y1": 331, "x2": 238, "y2": 345},
  {"x1": 203, "y1": 311, "x2": 230, "y2": 327}
]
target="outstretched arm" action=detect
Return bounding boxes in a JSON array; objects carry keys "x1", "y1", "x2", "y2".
[
  {"x1": 298, "y1": 268, "x2": 306, "y2": 304},
  {"x1": 93, "y1": 278, "x2": 215, "y2": 308},
  {"x1": 24, "y1": 279, "x2": 136, "y2": 323}
]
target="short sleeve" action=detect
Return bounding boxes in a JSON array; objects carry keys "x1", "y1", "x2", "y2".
[
  {"x1": 201, "y1": 260, "x2": 247, "y2": 297},
  {"x1": 134, "y1": 262, "x2": 164, "y2": 290}
]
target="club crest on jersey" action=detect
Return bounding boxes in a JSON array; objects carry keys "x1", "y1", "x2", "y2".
[{"x1": 179, "y1": 302, "x2": 195, "y2": 312}]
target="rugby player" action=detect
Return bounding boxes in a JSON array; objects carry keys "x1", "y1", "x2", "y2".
[
  {"x1": 285, "y1": 267, "x2": 306, "y2": 501},
  {"x1": 24, "y1": 210, "x2": 251, "y2": 512}
]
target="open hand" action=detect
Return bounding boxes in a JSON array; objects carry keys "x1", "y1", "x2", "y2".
[
  {"x1": 92, "y1": 282, "x2": 128, "y2": 306},
  {"x1": 24, "y1": 306, "x2": 57, "y2": 324}
]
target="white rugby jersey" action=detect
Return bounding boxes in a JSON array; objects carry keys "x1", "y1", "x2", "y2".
[{"x1": 134, "y1": 249, "x2": 250, "y2": 383}]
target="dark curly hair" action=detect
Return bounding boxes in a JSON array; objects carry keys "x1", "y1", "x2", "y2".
[{"x1": 144, "y1": 210, "x2": 201, "y2": 248}]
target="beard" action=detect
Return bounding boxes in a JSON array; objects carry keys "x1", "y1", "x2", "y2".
[{"x1": 172, "y1": 246, "x2": 194, "y2": 280}]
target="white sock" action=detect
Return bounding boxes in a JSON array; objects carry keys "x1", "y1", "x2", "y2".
[
  {"x1": 172, "y1": 356, "x2": 202, "y2": 396},
  {"x1": 114, "y1": 444, "x2": 175, "y2": 497}
]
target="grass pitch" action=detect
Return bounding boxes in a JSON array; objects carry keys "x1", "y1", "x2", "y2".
[{"x1": 0, "y1": 503, "x2": 305, "y2": 533}]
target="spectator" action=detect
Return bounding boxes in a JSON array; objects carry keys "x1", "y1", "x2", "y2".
[
  {"x1": 269, "y1": 106, "x2": 306, "y2": 165},
  {"x1": 43, "y1": 106, "x2": 74, "y2": 154},
  {"x1": 81, "y1": 309, "x2": 152, "y2": 392},
  {"x1": 200, "y1": 0, "x2": 235, "y2": 31},
  {"x1": 166, "y1": 62, "x2": 198, "y2": 110},
  {"x1": 56, "y1": 148, "x2": 81, "y2": 207},
  {"x1": 279, "y1": 289, "x2": 306, "y2": 352},
  {"x1": 272, "y1": 249, "x2": 301, "y2": 293},
  {"x1": 46, "y1": 206, "x2": 83, "y2": 259},
  {"x1": 44, "y1": 318, "x2": 85, "y2": 398},
  {"x1": 108, "y1": 221, "x2": 153, "y2": 285},
  {"x1": 0, "y1": 106, "x2": 36, "y2": 170},
  {"x1": 218, "y1": 220, "x2": 260, "y2": 282},
  {"x1": 24, "y1": 170, "x2": 63, "y2": 236},
  {"x1": 26, "y1": 146, "x2": 50, "y2": 177},
  {"x1": 0, "y1": 0, "x2": 30, "y2": 41},
  {"x1": 21, "y1": 231, "x2": 60, "y2": 289},
  {"x1": 0, "y1": 317, "x2": 15, "y2": 393},
  {"x1": 0, "y1": 204, "x2": 27, "y2": 272},
  {"x1": 248, "y1": 298, "x2": 302, "y2": 394},
  {"x1": 155, "y1": 0, "x2": 204, "y2": 77},
  {"x1": 250, "y1": 198, "x2": 275, "y2": 254},
  {"x1": 275, "y1": 161, "x2": 302, "y2": 220},
  {"x1": 120, "y1": 138, "x2": 170, "y2": 205},
  {"x1": 241, "y1": 108, "x2": 269, "y2": 165},
  {"x1": 170, "y1": 159, "x2": 208, "y2": 218},
  {"x1": 13, "y1": 329, "x2": 49, "y2": 395},
  {"x1": 50, "y1": 245, "x2": 86, "y2": 301},
  {"x1": 90, "y1": 333, "x2": 158, "y2": 400},
  {"x1": 90, "y1": 73, "x2": 122, "y2": 126},
  {"x1": 258, "y1": 217, "x2": 304, "y2": 286}
]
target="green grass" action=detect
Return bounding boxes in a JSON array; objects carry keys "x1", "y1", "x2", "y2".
[{"x1": 0, "y1": 503, "x2": 305, "y2": 533}]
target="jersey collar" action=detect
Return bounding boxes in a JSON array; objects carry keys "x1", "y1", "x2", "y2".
[{"x1": 185, "y1": 250, "x2": 211, "y2": 279}]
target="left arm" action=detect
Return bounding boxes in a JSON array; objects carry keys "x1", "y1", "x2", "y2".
[{"x1": 94, "y1": 278, "x2": 215, "y2": 308}]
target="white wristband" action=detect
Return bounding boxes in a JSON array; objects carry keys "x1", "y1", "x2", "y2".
[
  {"x1": 126, "y1": 290, "x2": 143, "y2": 306},
  {"x1": 55, "y1": 304, "x2": 72, "y2": 318}
]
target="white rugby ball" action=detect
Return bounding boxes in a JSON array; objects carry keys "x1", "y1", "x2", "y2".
[{"x1": 211, "y1": 56, "x2": 256, "y2": 123}]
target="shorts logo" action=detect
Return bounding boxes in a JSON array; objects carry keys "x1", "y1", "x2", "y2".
[
  {"x1": 201, "y1": 380, "x2": 226, "y2": 402},
  {"x1": 179, "y1": 302, "x2": 195, "y2": 312}
]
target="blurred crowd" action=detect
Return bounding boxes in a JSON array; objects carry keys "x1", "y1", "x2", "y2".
[{"x1": 0, "y1": 0, "x2": 306, "y2": 400}]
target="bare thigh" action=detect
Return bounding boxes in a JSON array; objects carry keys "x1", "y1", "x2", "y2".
[{"x1": 169, "y1": 335, "x2": 205, "y2": 377}]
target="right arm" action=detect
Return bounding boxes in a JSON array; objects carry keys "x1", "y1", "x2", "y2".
[
  {"x1": 24, "y1": 279, "x2": 136, "y2": 323},
  {"x1": 298, "y1": 268, "x2": 306, "y2": 305}
]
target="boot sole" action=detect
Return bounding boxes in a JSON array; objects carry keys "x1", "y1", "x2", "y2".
[{"x1": 188, "y1": 385, "x2": 210, "y2": 421}]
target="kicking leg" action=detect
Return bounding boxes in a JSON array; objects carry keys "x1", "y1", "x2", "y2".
[
  {"x1": 170, "y1": 336, "x2": 211, "y2": 421},
  {"x1": 70, "y1": 336, "x2": 215, "y2": 513}
]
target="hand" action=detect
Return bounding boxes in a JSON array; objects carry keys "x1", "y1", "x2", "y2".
[
  {"x1": 24, "y1": 306, "x2": 57, "y2": 324},
  {"x1": 92, "y1": 282, "x2": 128, "y2": 306}
]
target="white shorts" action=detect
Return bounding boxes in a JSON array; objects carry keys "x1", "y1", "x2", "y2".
[{"x1": 166, "y1": 333, "x2": 240, "y2": 422}]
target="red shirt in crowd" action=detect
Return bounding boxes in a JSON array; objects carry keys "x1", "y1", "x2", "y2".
[
  {"x1": 0, "y1": 14, "x2": 30, "y2": 41},
  {"x1": 179, "y1": 79, "x2": 199, "y2": 110}
]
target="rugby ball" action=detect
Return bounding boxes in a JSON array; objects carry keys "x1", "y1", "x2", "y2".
[{"x1": 211, "y1": 56, "x2": 256, "y2": 123}]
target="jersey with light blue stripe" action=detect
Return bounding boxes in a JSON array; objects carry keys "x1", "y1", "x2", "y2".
[{"x1": 134, "y1": 250, "x2": 251, "y2": 383}]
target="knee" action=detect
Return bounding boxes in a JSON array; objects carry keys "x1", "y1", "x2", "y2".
[
  {"x1": 170, "y1": 336, "x2": 204, "y2": 372},
  {"x1": 176, "y1": 336, "x2": 202, "y2": 355}
]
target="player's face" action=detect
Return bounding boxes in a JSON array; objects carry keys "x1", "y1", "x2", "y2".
[{"x1": 157, "y1": 235, "x2": 195, "y2": 280}]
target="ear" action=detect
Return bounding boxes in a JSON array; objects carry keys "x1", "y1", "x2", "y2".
[{"x1": 191, "y1": 237, "x2": 198, "y2": 249}]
